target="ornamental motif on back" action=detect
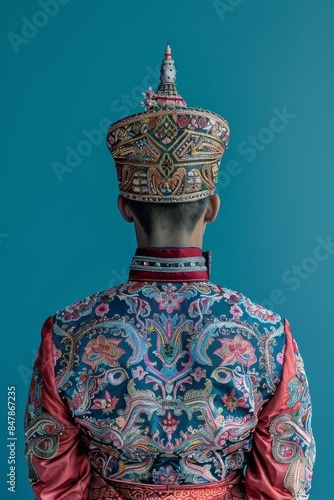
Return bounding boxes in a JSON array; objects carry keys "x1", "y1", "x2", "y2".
[{"x1": 52, "y1": 281, "x2": 285, "y2": 484}]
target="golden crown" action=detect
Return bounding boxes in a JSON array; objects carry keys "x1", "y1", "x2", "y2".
[{"x1": 107, "y1": 44, "x2": 230, "y2": 203}]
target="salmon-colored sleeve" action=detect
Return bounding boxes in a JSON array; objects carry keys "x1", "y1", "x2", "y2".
[
  {"x1": 245, "y1": 319, "x2": 316, "y2": 499},
  {"x1": 24, "y1": 316, "x2": 92, "y2": 499}
]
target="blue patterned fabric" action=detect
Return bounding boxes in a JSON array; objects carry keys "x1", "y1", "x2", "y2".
[{"x1": 52, "y1": 278, "x2": 286, "y2": 485}]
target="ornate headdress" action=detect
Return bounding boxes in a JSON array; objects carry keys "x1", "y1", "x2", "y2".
[{"x1": 106, "y1": 44, "x2": 230, "y2": 203}]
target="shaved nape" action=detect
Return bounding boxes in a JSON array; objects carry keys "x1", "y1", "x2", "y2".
[{"x1": 126, "y1": 198, "x2": 210, "y2": 237}]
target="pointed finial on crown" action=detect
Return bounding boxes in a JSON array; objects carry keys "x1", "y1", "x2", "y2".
[
  {"x1": 141, "y1": 43, "x2": 187, "y2": 110},
  {"x1": 159, "y1": 43, "x2": 175, "y2": 85},
  {"x1": 165, "y1": 42, "x2": 172, "y2": 58}
]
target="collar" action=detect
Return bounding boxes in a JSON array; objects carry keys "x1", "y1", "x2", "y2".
[{"x1": 128, "y1": 247, "x2": 211, "y2": 282}]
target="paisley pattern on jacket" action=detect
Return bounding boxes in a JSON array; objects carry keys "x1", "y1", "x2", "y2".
[
  {"x1": 24, "y1": 365, "x2": 65, "y2": 485},
  {"x1": 52, "y1": 280, "x2": 286, "y2": 485},
  {"x1": 269, "y1": 337, "x2": 315, "y2": 498}
]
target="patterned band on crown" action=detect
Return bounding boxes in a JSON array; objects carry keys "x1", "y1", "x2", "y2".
[{"x1": 106, "y1": 44, "x2": 230, "y2": 203}]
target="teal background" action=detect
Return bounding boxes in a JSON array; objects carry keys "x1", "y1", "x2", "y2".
[{"x1": 1, "y1": 0, "x2": 333, "y2": 498}]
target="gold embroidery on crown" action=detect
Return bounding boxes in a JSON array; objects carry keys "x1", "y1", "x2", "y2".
[
  {"x1": 106, "y1": 45, "x2": 230, "y2": 202},
  {"x1": 159, "y1": 152, "x2": 174, "y2": 177}
]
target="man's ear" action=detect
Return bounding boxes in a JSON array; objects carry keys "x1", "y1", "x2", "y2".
[
  {"x1": 117, "y1": 195, "x2": 134, "y2": 223},
  {"x1": 204, "y1": 194, "x2": 220, "y2": 223}
]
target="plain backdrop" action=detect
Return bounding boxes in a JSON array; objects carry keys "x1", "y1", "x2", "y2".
[{"x1": 1, "y1": 1, "x2": 333, "y2": 498}]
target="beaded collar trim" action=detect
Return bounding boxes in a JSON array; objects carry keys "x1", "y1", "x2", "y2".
[
  {"x1": 128, "y1": 247, "x2": 210, "y2": 282},
  {"x1": 130, "y1": 255, "x2": 207, "y2": 273}
]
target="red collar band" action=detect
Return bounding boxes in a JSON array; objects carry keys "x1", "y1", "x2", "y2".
[{"x1": 128, "y1": 247, "x2": 211, "y2": 282}]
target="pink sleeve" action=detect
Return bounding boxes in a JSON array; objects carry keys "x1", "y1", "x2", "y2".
[
  {"x1": 24, "y1": 316, "x2": 92, "y2": 500},
  {"x1": 245, "y1": 319, "x2": 315, "y2": 499}
]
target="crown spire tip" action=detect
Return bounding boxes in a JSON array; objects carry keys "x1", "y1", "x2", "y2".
[
  {"x1": 165, "y1": 43, "x2": 172, "y2": 60},
  {"x1": 142, "y1": 43, "x2": 187, "y2": 110}
]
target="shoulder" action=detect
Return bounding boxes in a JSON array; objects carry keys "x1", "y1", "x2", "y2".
[
  {"x1": 218, "y1": 285, "x2": 282, "y2": 326},
  {"x1": 52, "y1": 284, "x2": 123, "y2": 327},
  {"x1": 210, "y1": 285, "x2": 287, "y2": 395},
  {"x1": 209, "y1": 283, "x2": 286, "y2": 353},
  {"x1": 211, "y1": 283, "x2": 284, "y2": 327}
]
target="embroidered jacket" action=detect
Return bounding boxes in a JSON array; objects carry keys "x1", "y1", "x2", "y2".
[{"x1": 24, "y1": 247, "x2": 315, "y2": 499}]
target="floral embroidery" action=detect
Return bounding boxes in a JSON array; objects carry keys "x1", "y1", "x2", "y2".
[
  {"x1": 192, "y1": 366, "x2": 206, "y2": 382},
  {"x1": 82, "y1": 335, "x2": 125, "y2": 369},
  {"x1": 160, "y1": 412, "x2": 180, "y2": 438},
  {"x1": 50, "y1": 281, "x2": 288, "y2": 486},
  {"x1": 269, "y1": 339, "x2": 315, "y2": 497},
  {"x1": 230, "y1": 304, "x2": 243, "y2": 319},
  {"x1": 221, "y1": 389, "x2": 249, "y2": 412},
  {"x1": 154, "y1": 284, "x2": 186, "y2": 313},
  {"x1": 95, "y1": 302, "x2": 110, "y2": 317},
  {"x1": 214, "y1": 334, "x2": 257, "y2": 369},
  {"x1": 52, "y1": 342, "x2": 62, "y2": 365},
  {"x1": 242, "y1": 297, "x2": 281, "y2": 324},
  {"x1": 22, "y1": 240, "x2": 316, "y2": 500},
  {"x1": 55, "y1": 295, "x2": 98, "y2": 322},
  {"x1": 152, "y1": 465, "x2": 179, "y2": 484},
  {"x1": 276, "y1": 345, "x2": 285, "y2": 365},
  {"x1": 24, "y1": 366, "x2": 65, "y2": 485},
  {"x1": 92, "y1": 391, "x2": 119, "y2": 414},
  {"x1": 132, "y1": 365, "x2": 148, "y2": 380}
]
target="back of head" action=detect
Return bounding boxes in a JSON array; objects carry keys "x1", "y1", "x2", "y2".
[{"x1": 127, "y1": 198, "x2": 209, "y2": 238}]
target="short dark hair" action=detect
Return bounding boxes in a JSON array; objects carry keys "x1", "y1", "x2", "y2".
[{"x1": 127, "y1": 198, "x2": 209, "y2": 237}]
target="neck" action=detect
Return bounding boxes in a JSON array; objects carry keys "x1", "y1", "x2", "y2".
[{"x1": 134, "y1": 225, "x2": 204, "y2": 249}]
